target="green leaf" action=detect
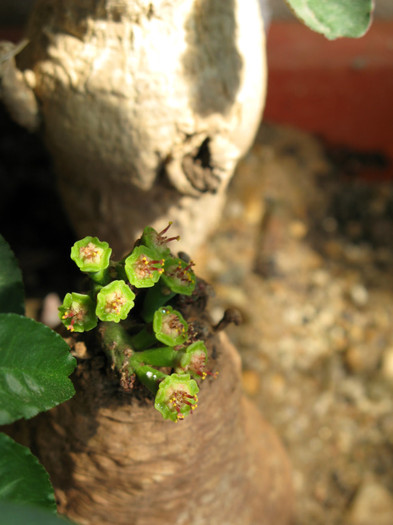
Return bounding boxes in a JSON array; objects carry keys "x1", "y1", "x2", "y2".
[
  {"x1": 285, "y1": 0, "x2": 374, "y2": 39},
  {"x1": 0, "y1": 235, "x2": 24, "y2": 315},
  {"x1": 0, "y1": 314, "x2": 76, "y2": 425},
  {"x1": 0, "y1": 501, "x2": 75, "y2": 524},
  {"x1": 0, "y1": 433, "x2": 56, "y2": 512}
]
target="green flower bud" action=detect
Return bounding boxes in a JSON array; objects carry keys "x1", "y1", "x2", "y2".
[
  {"x1": 59, "y1": 292, "x2": 98, "y2": 332},
  {"x1": 161, "y1": 257, "x2": 196, "y2": 296},
  {"x1": 176, "y1": 341, "x2": 214, "y2": 380},
  {"x1": 124, "y1": 246, "x2": 164, "y2": 288},
  {"x1": 153, "y1": 306, "x2": 188, "y2": 347},
  {"x1": 155, "y1": 373, "x2": 199, "y2": 422},
  {"x1": 95, "y1": 280, "x2": 135, "y2": 322},
  {"x1": 141, "y1": 222, "x2": 180, "y2": 257},
  {"x1": 70, "y1": 236, "x2": 112, "y2": 272}
]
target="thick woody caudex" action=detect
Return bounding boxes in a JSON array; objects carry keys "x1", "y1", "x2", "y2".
[{"x1": 0, "y1": 0, "x2": 266, "y2": 254}]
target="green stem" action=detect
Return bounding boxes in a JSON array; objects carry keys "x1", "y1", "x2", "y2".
[
  {"x1": 130, "y1": 347, "x2": 179, "y2": 368},
  {"x1": 134, "y1": 365, "x2": 168, "y2": 394},
  {"x1": 90, "y1": 284, "x2": 103, "y2": 297},
  {"x1": 100, "y1": 321, "x2": 135, "y2": 371},
  {"x1": 141, "y1": 280, "x2": 176, "y2": 322},
  {"x1": 129, "y1": 325, "x2": 157, "y2": 350},
  {"x1": 88, "y1": 268, "x2": 111, "y2": 285},
  {"x1": 100, "y1": 323, "x2": 176, "y2": 393},
  {"x1": 112, "y1": 261, "x2": 127, "y2": 282}
]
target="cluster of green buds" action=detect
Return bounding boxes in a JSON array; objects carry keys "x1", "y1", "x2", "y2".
[
  {"x1": 59, "y1": 236, "x2": 135, "y2": 331},
  {"x1": 59, "y1": 224, "x2": 217, "y2": 422}
]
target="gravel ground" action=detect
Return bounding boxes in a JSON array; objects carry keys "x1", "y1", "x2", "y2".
[{"x1": 195, "y1": 123, "x2": 393, "y2": 525}]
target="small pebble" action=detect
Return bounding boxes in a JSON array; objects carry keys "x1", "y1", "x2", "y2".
[
  {"x1": 241, "y1": 370, "x2": 260, "y2": 396},
  {"x1": 289, "y1": 220, "x2": 307, "y2": 239},
  {"x1": 324, "y1": 240, "x2": 343, "y2": 258},
  {"x1": 346, "y1": 480, "x2": 393, "y2": 525},
  {"x1": 245, "y1": 197, "x2": 263, "y2": 225},
  {"x1": 344, "y1": 347, "x2": 365, "y2": 373},
  {"x1": 41, "y1": 293, "x2": 62, "y2": 328},
  {"x1": 381, "y1": 348, "x2": 393, "y2": 381},
  {"x1": 350, "y1": 284, "x2": 368, "y2": 307},
  {"x1": 73, "y1": 341, "x2": 88, "y2": 359},
  {"x1": 311, "y1": 269, "x2": 330, "y2": 287},
  {"x1": 267, "y1": 373, "x2": 286, "y2": 397}
]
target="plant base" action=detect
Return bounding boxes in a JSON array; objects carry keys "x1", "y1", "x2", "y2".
[{"x1": 26, "y1": 333, "x2": 293, "y2": 525}]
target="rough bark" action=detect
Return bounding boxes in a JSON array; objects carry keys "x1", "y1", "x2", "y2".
[
  {"x1": 1, "y1": 0, "x2": 266, "y2": 254},
  {"x1": 26, "y1": 333, "x2": 292, "y2": 525}
]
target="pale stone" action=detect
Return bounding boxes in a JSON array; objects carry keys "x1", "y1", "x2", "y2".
[
  {"x1": 350, "y1": 284, "x2": 369, "y2": 307},
  {"x1": 381, "y1": 347, "x2": 393, "y2": 381},
  {"x1": 289, "y1": 220, "x2": 307, "y2": 239},
  {"x1": 41, "y1": 292, "x2": 62, "y2": 328},
  {"x1": 242, "y1": 369, "x2": 261, "y2": 396},
  {"x1": 346, "y1": 480, "x2": 393, "y2": 525}
]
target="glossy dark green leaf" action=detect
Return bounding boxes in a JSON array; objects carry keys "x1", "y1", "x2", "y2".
[
  {"x1": 285, "y1": 0, "x2": 373, "y2": 39},
  {"x1": 0, "y1": 433, "x2": 56, "y2": 511},
  {"x1": 0, "y1": 314, "x2": 76, "y2": 425},
  {"x1": 0, "y1": 501, "x2": 75, "y2": 524},
  {"x1": 0, "y1": 235, "x2": 24, "y2": 315}
]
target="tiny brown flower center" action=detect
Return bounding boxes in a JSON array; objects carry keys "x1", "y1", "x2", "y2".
[
  {"x1": 161, "y1": 312, "x2": 185, "y2": 337},
  {"x1": 105, "y1": 292, "x2": 126, "y2": 314},
  {"x1": 167, "y1": 261, "x2": 194, "y2": 285},
  {"x1": 79, "y1": 242, "x2": 102, "y2": 264},
  {"x1": 62, "y1": 304, "x2": 86, "y2": 331},
  {"x1": 135, "y1": 255, "x2": 164, "y2": 279},
  {"x1": 169, "y1": 389, "x2": 198, "y2": 420}
]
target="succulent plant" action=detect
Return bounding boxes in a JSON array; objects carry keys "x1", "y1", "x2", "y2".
[{"x1": 60, "y1": 225, "x2": 216, "y2": 421}]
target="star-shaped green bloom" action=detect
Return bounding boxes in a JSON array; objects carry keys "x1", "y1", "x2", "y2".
[
  {"x1": 59, "y1": 292, "x2": 98, "y2": 332},
  {"x1": 155, "y1": 373, "x2": 199, "y2": 422},
  {"x1": 71, "y1": 236, "x2": 112, "y2": 272},
  {"x1": 96, "y1": 280, "x2": 135, "y2": 322}
]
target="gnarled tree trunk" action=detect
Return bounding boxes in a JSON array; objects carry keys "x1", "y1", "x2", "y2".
[
  {"x1": 28, "y1": 333, "x2": 292, "y2": 525},
  {"x1": 1, "y1": 0, "x2": 266, "y2": 254}
]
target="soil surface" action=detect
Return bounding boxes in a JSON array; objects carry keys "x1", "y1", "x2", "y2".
[
  {"x1": 196, "y1": 124, "x2": 393, "y2": 525},
  {"x1": 1, "y1": 104, "x2": 393, "y2": 525}
]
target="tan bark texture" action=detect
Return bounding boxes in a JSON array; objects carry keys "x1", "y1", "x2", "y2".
[
  {"x1": 28, "y1": 333, "x2": 293, "y2": 525},
  {"x1": 7, "y1": 0, "x2": 266, "y2": 254}
]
